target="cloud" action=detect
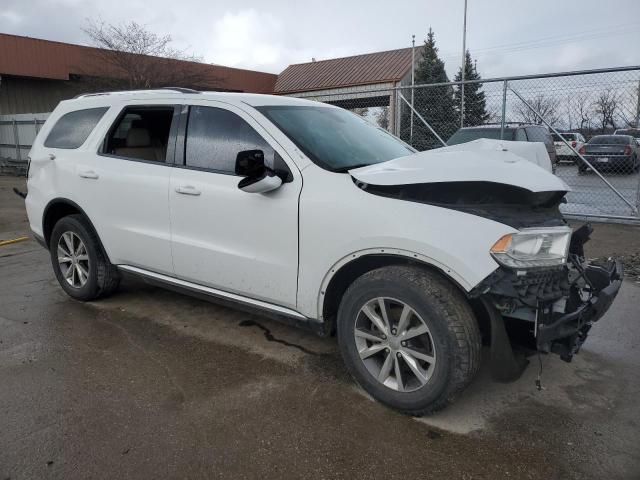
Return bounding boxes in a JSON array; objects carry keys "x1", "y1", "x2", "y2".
[
  {"x1": 1, "y1": 0, "x2": 638, "y2": 76},
  {"x1": 0, "y1": 11, "x2": 23, "y2": 25},
  {"x1": 206, "y1": 10, "x2": 291, "y2": 71}
]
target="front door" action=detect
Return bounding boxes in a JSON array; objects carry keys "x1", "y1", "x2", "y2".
[{"x1": 169, "y1": 102, "x2": 301, "y2": 308}]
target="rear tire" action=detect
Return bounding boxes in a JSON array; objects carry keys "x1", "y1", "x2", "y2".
[
  {"x1": 337, "y1": 265, "x2": 481, "y2": 416},
  {"x1": 49, "y1": 214, "x2": 120, "y2": 301}
]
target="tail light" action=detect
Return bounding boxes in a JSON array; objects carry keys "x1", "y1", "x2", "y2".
[
  {"x1": 571, "y1": 141, "x2": 577, "y2": 148},
  {"x1": 623, "y1": 146, "x2": 632, "y2": 155},
  {"x1": 578, "y1": 146, "x2": 586, "y2": 155}
]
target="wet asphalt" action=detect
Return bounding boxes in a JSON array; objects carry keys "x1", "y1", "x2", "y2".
[{"x1": 1, "y1": 177, "x2": 639, "y2": 479}]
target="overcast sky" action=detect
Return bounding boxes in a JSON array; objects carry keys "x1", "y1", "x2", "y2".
[{"x1": 1, "y1": 0, "x2": 639, "y2": 79}]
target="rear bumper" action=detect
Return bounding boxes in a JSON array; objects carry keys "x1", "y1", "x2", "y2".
[
  {"x1": 582, "y1": 155, "x2": 633, "y2": 169},
  {"x1": 536, "y1": 259, "x2": 623, "y2": 360}
]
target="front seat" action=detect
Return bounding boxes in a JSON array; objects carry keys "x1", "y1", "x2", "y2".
[{"x1": 114, "y1": 127, "x2": 163, "y2": 162}]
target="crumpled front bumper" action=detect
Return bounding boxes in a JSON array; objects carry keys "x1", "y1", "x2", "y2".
[{"x1": 536, "y1": 259, "x2": 623, "y2": 361}]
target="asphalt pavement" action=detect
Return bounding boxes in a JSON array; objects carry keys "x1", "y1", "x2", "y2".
[{"x1": 1, "y1": 176, "x2": 639, "y2": 480}]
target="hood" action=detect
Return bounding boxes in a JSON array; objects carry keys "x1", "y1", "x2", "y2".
[
  {"x1": 438, "y1": 138, "x2": 553, "y2": 172},
  {"x1": 350, "y1": 138, "x2": 568, "y2": 193}
]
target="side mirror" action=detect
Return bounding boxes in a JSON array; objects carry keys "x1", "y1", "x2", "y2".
[
  {"x1": 235, "y1": 149, "x2": 265, "y2": 177},
  {"x1": 238, "y1": 170, "x2": 283, "y2": 193},
  {"x1": 235, "y1": 149, "x2": 283, "y2": 194}
]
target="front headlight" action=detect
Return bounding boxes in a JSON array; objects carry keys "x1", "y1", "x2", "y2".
[{"x1": 490, "y1": 227, "x2": 572, "y2": 269}]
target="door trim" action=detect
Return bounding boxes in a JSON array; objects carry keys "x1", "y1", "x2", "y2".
[{"x1": 118, "y1": 265, "x2": 308, "y2": 321}]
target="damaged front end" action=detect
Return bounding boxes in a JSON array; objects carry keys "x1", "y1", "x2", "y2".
[
  {"x1": 473, "y1": 224, "x2": 623, "y2": 364},
  {"x1": 348, "y1": 143, "x2": 623, "y2": 376}
]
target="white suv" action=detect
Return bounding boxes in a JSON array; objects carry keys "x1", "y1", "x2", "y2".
[
  {"x1": 24, "y1": 89, "x2": 622, "y2": 415},
  {"x1": 552, "y1": 132, "x2": 586, "y2": 163}
]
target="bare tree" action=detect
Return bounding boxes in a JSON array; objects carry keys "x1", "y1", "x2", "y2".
[
  {"x1": 572, "y1": 92, "x2": 593, "y2": 134},
  {"x1": 515, "y1": 94, "x2": 560, "y2": 126},
  {"x1": 352, "y1": 107, "x2": 370, "y2": 117},
  {"x1": 564, "y1": 94, "x2": 575, "y2": 130},
  {"x1": 592, "y1": 89, "x2": 619, "y2": 133},
  {"x1": 82, "y1": 19, "x2": 222, "y2": 90},
  {"x1": 376, "y1": 106, "x2": 390, "y2": 130},
  {"x1": 485, "y1": 103, "x2": 502, "y2": 124},
  {"x1": 611, "y1": 83, "x2": 640, "y2": 128}
]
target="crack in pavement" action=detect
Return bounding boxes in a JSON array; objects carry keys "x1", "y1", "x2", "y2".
[{"x1": 238, "y1": 320, "x2": 321, "y2": 356}]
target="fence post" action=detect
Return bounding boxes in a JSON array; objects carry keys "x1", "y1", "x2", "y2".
[
  {"x1": 500, "y1": 80, "x2": 508, "y2": 140},
  {"x1": 12, "y1": 119, "x2": 21, "y2": 162},
  {"x1": 395, "y1": 89, "x2": 402, "y2": 137},
  {"x1": 398, "y1": 91, "x2": 448, "y2": 147}
]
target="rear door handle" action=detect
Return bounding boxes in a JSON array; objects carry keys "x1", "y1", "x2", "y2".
[
  {"x1": 78, "y1": 170, "x2": 99, "y2": 179},
  {"x1": 175, "y1": 185, "x2": 201, "y2": 196}
]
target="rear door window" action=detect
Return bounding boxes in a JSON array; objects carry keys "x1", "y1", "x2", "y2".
[
  {"x1": 102, "y1": 106, "x2": 178, "y2": 163},
  {"x1": 184, "y1": 106, "x2": 275, "y2": 174},
  {"x1": 44, "y1": 107, "x2": 109, "y2": 149},
  {"x1": 552, "y1": 133, "x2": 576, "y2": 142}
]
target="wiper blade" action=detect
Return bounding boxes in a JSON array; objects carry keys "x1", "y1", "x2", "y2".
[{"x1": 335, "y1": 163, "x2": 371, "y2": 173}]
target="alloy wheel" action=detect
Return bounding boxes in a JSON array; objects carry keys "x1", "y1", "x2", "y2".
[
  {"x1": 354, "y1": 297, "x2": 436, "y2": 392},
  {"x1": 57, "y1": 231, "x2": 90, "y2": 288}
]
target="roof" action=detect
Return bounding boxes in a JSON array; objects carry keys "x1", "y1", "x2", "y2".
[
  {"x1": 0, "y1": 33, "x2": 277, "y2": 93},
  {"x1": 275, "y1": 47, "x2": 418, "y2": 94},
  {"x1": 66, "y1": 89, "x2": 332, "y2": 108}
]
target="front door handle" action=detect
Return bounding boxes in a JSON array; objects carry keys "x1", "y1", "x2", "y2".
[
  {"x1": 175, "y1": 185, "x2": 201, "y2": 196},
  {"x1": 78, "y1": 170, "x2": 99, "y2": 179}
]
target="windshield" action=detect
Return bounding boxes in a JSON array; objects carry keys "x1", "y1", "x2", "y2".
[
  {"x1": 255, "y1": 105, "x2": 413, "y2": 172},
  {"x1": 552, "y1": 133, "x2": 576, "y2": 142},
  {"x1": 588, "y1": 135, "x2": 631, "y2": 145},
  {"x1": 447, "y1": 128, "x2": 516, "y2": 145}
]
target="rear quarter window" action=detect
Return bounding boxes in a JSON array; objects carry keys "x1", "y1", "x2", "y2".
[
  {"x1": 44, "y1": 107, "x2": 109, "y2": 149},
  {"x1": 525, "y1": 126, "x2": 549, "y2": 143}
]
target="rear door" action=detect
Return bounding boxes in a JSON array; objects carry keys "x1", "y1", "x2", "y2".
[
  {"x1": 73, "y1": 100, "x2": 180, "y2": 275},
  {"x1": 168, "y1": 102, "x2": 301, "y2": 308}
]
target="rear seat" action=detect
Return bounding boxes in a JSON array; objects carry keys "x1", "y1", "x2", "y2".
[{"x1": 114, "y1": 127, "x2": 165, "y2": 162}]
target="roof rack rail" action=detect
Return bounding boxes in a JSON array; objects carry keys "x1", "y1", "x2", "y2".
[
  {"x1": 160, "y1": 87, "x2": 201, "y2": 94},
  {"x1": 73, "y1": 92, "x2": 109, "y2": 99},
  {"x1": 73, "y1": 87, "x2": 201, "y2": 99}
]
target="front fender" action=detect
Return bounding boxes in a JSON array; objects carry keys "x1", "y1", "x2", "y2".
[
  {"x1": 296, "y1": 167, "x2": 517, "y2": 320},
  {"x1": 315, "y1": 247, "x2": 471, "y2": 321}
]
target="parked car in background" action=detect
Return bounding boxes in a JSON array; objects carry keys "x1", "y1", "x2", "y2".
[
  {"x1": 23, "y1": 90, "x2": 622, "y2": 415},
  {"x1": 552, "y1": 132, "x2": 585, "y2": 163},
  {"x1": 578, "y1": 135, "x2": 639, "y2": 174},
  {"x1": 448, "y1": 123, "x2": 557, "y2": 166},
  {"x1": 614, "y1": 128, "x2": 640, "y2": 145}
]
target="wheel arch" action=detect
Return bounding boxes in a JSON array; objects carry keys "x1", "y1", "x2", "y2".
[
  {"x1": 42, "y1": 198, "x2": 110, "y2": 261},
  {"x1": 318, "y1": 249, "x2": 472, "y2": 328}
]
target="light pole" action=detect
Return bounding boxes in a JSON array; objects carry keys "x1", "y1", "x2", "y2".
[
  {"x1": 410, "y1": 34, "x2": 415, "y2": 145},
  {"x1": 460, "y1": 0, "x2": 468, "y2": 128}
]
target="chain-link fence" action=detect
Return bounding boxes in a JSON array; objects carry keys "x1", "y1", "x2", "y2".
[
  {"x1": 2, "y1": 68, "x2": 639, "y2": 220},
  {"x1": 0, "y1": 114, "x2": 48, "y2": 175},
  {"x1": 301, "y1": 66, "x2": 640, "y2": 222}
]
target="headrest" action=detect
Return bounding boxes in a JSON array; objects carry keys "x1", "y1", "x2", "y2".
[{"x1": 126, "y1": 127, "x2": 151, "y2": 147}]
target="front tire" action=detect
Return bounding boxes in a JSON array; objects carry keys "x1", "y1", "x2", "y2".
[
  {"x1": 337, "y1": 265, "x2": 481, "y2": 416},
  {"x1": 49, "y1": 214, "x2": 120, "y2": 301}
]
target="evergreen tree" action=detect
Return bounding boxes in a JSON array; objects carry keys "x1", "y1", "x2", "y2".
[
  {"x1": 400, "y1": 28, "x2": 457, "y2": 150},
  {"x1": 454, "y1": 51, "x2": 489, "y2": 126}
]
